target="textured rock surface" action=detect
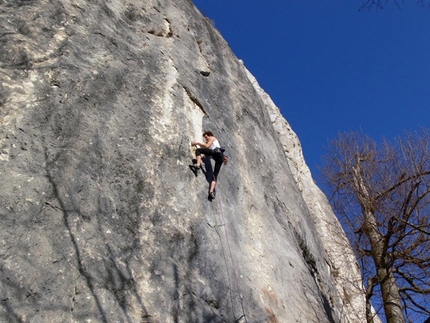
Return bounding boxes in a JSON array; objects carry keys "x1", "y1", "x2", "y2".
[
  {"x1": 245, "y1": 67, "x2": 377, "y2": 323},
  {"x1": 0, "y1": 0, "x2": 368, "y2": 322}
]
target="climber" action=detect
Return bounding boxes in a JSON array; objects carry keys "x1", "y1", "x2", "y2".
[{"x1": 190, "y1": 131, "x2": 226, "y2": 200}]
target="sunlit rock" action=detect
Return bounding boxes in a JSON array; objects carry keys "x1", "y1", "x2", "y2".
[{"x1": 0, "y1": 0, "x2": 371, "y2": 322}]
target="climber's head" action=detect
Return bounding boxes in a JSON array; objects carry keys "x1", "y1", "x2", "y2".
[{"x1": 203, "y1": 131, "x2": 214, "y2": 139}]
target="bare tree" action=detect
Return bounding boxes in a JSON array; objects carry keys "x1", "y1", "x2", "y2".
[
  {"x1": 359, "y1": 0, "x2": 430, "y2": 10},
  {"x1": 320, "y1": 129, "x2": 430, "y2": 323}
]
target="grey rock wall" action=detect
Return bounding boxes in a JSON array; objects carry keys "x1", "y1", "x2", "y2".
[
  {"x1": 244, "y1": 67, "x2": 376, "y2": 323},
  {"x1": 0, "y1": 0, "x2": 367, "y2": 322}
]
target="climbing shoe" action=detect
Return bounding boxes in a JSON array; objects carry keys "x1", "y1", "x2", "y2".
[
  {"x1": 209, "y1": 191, "x2": 216, "y2": 200},
  {"x1": 189, "y1": 164, "x2": 200, "y2": 177}
]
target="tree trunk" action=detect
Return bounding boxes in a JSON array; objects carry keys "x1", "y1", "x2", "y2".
[
  {"x1": 362, "y1": 208, "x2": 405, "y2": 323},
  {"x1": 352, "y1": 161, "x2": 405, "y2": 323},
  {"x1": 366, "y1": 295, "x2": 375, "y2": 323},
  {"x1": 379, "y1": 268, "x2": 405, "y2": 323}
]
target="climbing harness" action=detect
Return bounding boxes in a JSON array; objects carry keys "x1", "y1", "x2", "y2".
[{"x1": 215, "y1": 186, "x2": 248, "y2": 323}]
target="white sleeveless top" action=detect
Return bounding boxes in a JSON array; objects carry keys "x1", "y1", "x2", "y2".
[{"x1": 209, "y1": 139, "x2": 221, "y2": 150}]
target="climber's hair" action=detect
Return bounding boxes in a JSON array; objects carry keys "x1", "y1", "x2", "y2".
[{"x1": 203, "y1": 131, "x2": 214, "y2": 137}]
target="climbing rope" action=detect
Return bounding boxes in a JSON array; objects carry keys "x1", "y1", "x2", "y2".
[{"x1": 215, "y1": 186, "x2": 248, "y2": 323}]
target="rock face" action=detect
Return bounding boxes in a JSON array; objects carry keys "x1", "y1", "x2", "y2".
[{"x1": 0, "y1": 0, "x2": 367, "y2": 322}]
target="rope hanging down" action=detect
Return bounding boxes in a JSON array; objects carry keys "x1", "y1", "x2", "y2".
[{"x1": 215, "y1": 187, "x2": 248, "y2": 323}]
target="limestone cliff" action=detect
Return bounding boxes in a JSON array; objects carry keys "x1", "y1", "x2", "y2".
[{"x1": 0, "y1": 0, "x2": 367, "y2": 322}]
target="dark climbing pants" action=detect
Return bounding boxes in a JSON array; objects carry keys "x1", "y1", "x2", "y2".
[{"x1": 196, "y1": 148, "x2": 223, "y2": 180}]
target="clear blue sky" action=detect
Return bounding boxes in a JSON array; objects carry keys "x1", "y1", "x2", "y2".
[{"x1": 193, "y1": 0, "x2": 430, "y2": 181}]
